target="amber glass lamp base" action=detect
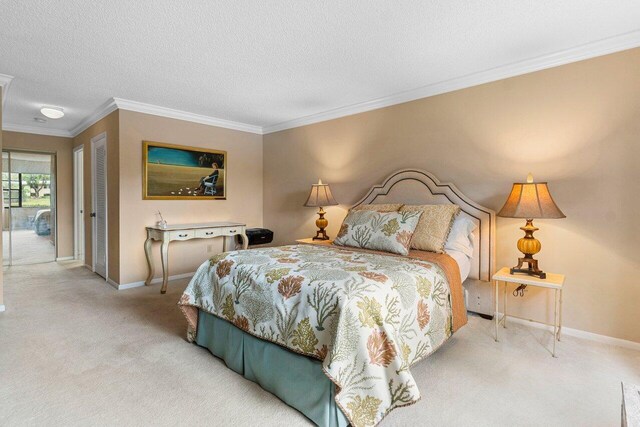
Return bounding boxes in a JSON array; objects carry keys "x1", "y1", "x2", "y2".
[
  {"x1": 312, "y1": 207, "x2": 330, "y2": 240},
  {"x1": 510, "y1": 219, "x2": 546, "y2": 279}
]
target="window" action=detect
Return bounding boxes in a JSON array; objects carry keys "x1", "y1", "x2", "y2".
[
  {"x1": 2, "y1": 172, "x2": 51, "y2": 208},
  {"x1": 2, "y1": 172, "x2": 21, "y2": 208}
]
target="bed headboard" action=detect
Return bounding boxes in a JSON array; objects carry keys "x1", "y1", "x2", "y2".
[{"x1": 352, "y1": 169, "x2": 496, "y2": 282}]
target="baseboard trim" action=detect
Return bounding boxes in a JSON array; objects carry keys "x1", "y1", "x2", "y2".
[
  {"x1": 114, "y1": 272, "x2": 196, "y2": 290},
  {"x1": 0, "y1": 304, "x2": 5, "y2": 313},
  {"x1": 498, "y1": 313, "x2": 640, "y2": 351},
  {"x1": 56, "y1": 256, "x2": 75, "y2": 261}
]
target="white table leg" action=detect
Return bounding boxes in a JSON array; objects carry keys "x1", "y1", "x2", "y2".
[
  {"x1": 223, "y1": 231, "x2": 247, "y2": 251},
  {"x1": 503, "y1": 281, "x2": 507, "y2": 329},
  {"x1": 558, "y1": 289, "x2": 563, "y2": 341},
  {"x1": 553, "y1": 288, "x2": 559, "y2": 357},
  {"x1": 494, "y1": 280, "x2": 499, "y2": 342},
  {"x1": 160, "y1": 237, "x2": 170, "y2": 294},
  {"x1": 144, "y1": 235, "x2": 154, "y2": 286}
]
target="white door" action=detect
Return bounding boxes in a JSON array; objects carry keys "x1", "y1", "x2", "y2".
[
  {"x1": 91, "y1": 133, "x2": 107, "y2": 279},
  {"x1": 73, "y1": 147, "x2": 84, "y2": 262}
]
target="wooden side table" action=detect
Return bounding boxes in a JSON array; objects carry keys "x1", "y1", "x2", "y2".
[
  {"x1": 492, "y1": 267, "x2": 565, "y2": 357},
  {"x1": 295, "y1": 238, "x2": 334, "y2": 246}
]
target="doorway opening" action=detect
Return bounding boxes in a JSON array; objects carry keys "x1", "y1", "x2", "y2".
[{"x1": 2, "y1": 150, "x2": 57, "y2": 266}]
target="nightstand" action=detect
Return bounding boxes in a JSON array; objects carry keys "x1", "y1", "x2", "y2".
[
  {"x1": 295, "y1": 238, "x2": 334, "y2": 246},
  {"x1": 492, "y1": 267, "x2": 565, "y2": 357}
]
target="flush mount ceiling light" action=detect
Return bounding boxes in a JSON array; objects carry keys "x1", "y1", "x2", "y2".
[{"x1": 40, "y1": 106, "x2": 64, "y2": 119}]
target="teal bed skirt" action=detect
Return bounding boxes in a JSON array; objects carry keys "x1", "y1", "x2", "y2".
[{"x1": 195, "y1": 310, "x2": 349, "y2": 427}]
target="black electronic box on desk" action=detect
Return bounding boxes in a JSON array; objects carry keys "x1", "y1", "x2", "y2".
[{"x1": 236, "y1": 228, "x2": 273, "y2": 246}]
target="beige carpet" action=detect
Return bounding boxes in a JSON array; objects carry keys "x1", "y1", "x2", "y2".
[
  {"x1": 1, "y1": 261, "x2": 639, "y2": 426},
  {"x1": 3, "y1": 229, "x2": 56, "y2": 265}
]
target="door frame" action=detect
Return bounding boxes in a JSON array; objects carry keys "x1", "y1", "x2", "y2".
[
  {"x1": 2, "y1": 148, "x2": 58, "y2": 266},
  {"x1": 73, "y1": 145, "x2": 84, "y2": 262},
  {"x1": 50, "y1": 153, "x2": 58, "y2": 260},
  {"x1": 90, "y1": 132, "x2": 108, "y2": 280},
  {"x1": 3, "y1": 150, "x2": 13, "y2": 265}
]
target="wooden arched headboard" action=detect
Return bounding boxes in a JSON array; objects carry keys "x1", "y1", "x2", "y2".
[{"x1": 352, "y1": 169, "x2": 496, "y2": 282}]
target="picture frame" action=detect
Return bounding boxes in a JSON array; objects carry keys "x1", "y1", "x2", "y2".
[{"x1": 142, "y1": 141, "x2": 227, "y2": 200}]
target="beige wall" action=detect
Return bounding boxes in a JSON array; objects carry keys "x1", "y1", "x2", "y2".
[
  {"x1": 263, "y1": 48, "x2": 640, "y2": 343},
  {"x1": 2, "y1": 131, "x2": 74, "y2": 258},
  {"x1": 73, "y1": 111, "x2": 120, "y2": 282},
  {"x1": 118, "y1": 110, "x2": 263, "y2": 285}
]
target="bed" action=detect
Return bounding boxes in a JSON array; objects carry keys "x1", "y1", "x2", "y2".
[{"x1": 179, "y1": 169, "x2": 495, "y2": 427}]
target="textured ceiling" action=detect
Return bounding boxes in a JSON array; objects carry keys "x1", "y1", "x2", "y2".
[{"x1": 1, "y1": 1, "x2": 640, "y2": 135}]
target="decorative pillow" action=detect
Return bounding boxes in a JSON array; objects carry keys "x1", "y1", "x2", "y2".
[
  {"x1": 445, "y1": 215, "x2": 477, "y2": 258},
  {"x1": 351, "y1": 203, "x2": 404, "y2": 212},
  {"x1": 334, "y1": 210, "x2": 422, "y2": 256},
  {"x1": 400, "y1": 204, "x2": 460, "y2": 253}
]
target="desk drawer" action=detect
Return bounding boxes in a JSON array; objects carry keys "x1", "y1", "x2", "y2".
[
  {"x1": 170, "y1": 230, "x2": 195, "y2": 241},
  {"x1": 195, "y1": 228, "x2": 222, "y2": 239},
  {"x1": 218, "y1": 226, "x2": 243, "y2": 236},
  {"x1": 194, "y1": 226, "x2": 244, "y2": 239}
]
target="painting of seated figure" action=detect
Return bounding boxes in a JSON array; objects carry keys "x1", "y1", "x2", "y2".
[{"x1": 142, "y1": 141, "x2": 227, "y2": 200}]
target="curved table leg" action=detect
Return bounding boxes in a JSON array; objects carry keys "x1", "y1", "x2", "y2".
[
  {"x1": 240, "y1": 231, "x2": 249, "y2": 250},
  {"x1": 160, "y1": 238, "x2": 170, "y2": 294},
  {"x1": 144, "y1": 236, "x2": 154, "y2": 286}
]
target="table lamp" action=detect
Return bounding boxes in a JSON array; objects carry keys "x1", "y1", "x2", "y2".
[
  {"x1": 304, "y1": 179, "x2": 338, "y2": 240},
  {"x1": 498, "y1": 173, "x2": 565, "y2": 279}
]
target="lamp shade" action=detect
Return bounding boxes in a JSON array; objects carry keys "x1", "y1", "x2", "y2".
[
  {"x1": 304, "y1": 179, "x2": 338, "y2": 207},
  {"x1": 498, "y1": 178, "x2": 565, "y2": 219}
]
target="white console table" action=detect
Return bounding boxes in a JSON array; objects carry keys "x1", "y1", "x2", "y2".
[{"x1": 144, "y1": 222, "x2": 248, "y2": 294}]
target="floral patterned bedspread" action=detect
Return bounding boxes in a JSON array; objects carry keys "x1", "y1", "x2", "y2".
[{"x1": 179, "y1": 244, "x2": 461, "y2": 427}]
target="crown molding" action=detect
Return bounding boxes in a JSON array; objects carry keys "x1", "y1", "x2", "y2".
[
  {"x1": 3, "y1": 95, "x2": 116, "y2": 138},
  {"x1": 262, "y1": 30, "x2": 640, "y2": 134},
  {"x1": 0, "y1": 73, "x2": 14, "y2": 111},
  {"x1": 66, "y1": 96, "x2": 265, "y2": 138},
  {"x1": 2, "y1": 123, "x2": 73, "y2": 138},
  {"x1": 112, "y1": 98, "x2": 263, "y2": 134},
  {"x1": 69, "y1": 97, "x2": 119, "y2": 137}
]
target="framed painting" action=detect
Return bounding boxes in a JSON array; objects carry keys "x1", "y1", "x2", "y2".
[{"x1": 142, "y1": 141, "x2": 227, "y2": 200}]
